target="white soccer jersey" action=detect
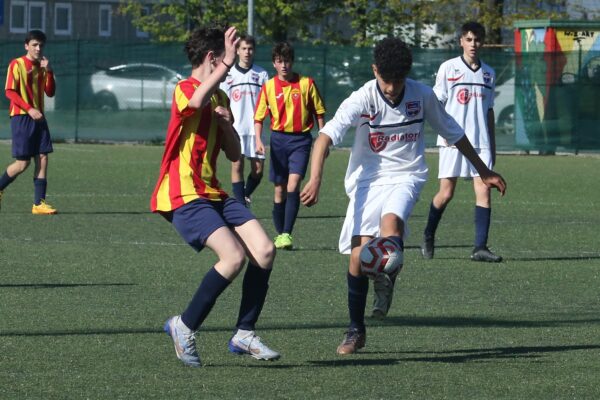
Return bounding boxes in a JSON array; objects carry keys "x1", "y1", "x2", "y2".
[
  {"x1": 220, "y1": 64, "x2": 269, "y2": 136},
  {"x1": 321, "y1": 79, "x2": 465, "y2": 195},
  {"x1": 434, "y1": 56, "x2": 495, "y2": 149}
]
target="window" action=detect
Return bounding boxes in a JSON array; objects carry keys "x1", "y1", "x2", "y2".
[
  {"x1": 136, "y1": 6, "x2": 150, "y2": 39},
  {"x1": 29, "y1": 1, "x2": 46, "y2": 31},
  {"x1": 10, "y1": 0, "x2": 46, "y2": 33},
  {"x1": 99, "y1": 5, "x2": 112, "y2": 37},
  {"x1": 10, "y1": 1, "x2": 27, "y2": 33},
  {"x1": 55, "y1": 3, "x2": 72, "y2": 35}
]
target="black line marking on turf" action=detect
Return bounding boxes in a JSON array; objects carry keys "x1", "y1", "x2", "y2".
[{"x1": 0, "y1": 283, "x2": 136, "y2": 289}]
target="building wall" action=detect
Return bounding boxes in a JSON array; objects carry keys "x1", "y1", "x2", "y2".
[{"x1": 0, "y1": 0, "x2": 149, "y2": 41}]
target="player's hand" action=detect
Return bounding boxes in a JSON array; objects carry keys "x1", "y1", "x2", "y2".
[
  {"x1": 300, "y1": 179, "x2": 321, "y2": 207},
  {"x1": 214, "y1": 106, "x2": 232, "y2": 126},
  {"x1": 481, "y1": 171, "x2": 506, "y2": 196},
  {"x1": 255, "y1": 141, "x2": 265, "y2": 156},
  {"x1": 27, "y1": 108, "x2": 44, "y2": 121},
  {"x1": 223, "y1": 27, "x2": 240, "y2": 68},
  {"x1": 40, "y1": 57, "x2": 51, "y2": 71}
]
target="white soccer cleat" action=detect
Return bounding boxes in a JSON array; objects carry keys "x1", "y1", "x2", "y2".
[
  {"x1": 163, "y1": 315, "x2": 201, "y2": 367},
  {"x1": 228, "y1": 330, "x2": 280, "y2": 360}
]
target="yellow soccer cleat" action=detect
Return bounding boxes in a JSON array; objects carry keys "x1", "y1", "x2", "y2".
[
  {"x1": 274, "y1": 233, "x2": 293, "y2": 250},
  {"x1": 32, "y1": 200, "x2": 58, "y2": 215}
]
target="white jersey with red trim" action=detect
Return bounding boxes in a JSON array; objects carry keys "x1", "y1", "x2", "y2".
[
  {"x1": 220, "y1": 63, "x2": 269, "y2": 136},
  {"x1": 434, "y1": 56, "x2": 495, "y2": 149},
  {"x1": 321, "y1": 78, "x2": 465, "y2": 195}
]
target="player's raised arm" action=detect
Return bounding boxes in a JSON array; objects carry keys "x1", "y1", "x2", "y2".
[
  {"x1": 188, "y1": 26, "x2": 239, "y2": 109},
  {"x1": 300, "y1": 132, "x2": 332, "y2": 207}
]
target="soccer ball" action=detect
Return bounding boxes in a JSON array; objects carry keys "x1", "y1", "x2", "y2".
[{"x1": 359, "y1": 237, "x2": 403, "y2": 279}]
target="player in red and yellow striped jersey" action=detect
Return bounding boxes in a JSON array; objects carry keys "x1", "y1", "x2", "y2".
[
  {"x1": 151, "y1": 26, "x2": 280, "y2": 367},
  {"x1": 254, "y1": 42, "x2": 326, "y2": 250},
  {"x1": 0, "y1": 30, "x2": 57, "y2": 215}
]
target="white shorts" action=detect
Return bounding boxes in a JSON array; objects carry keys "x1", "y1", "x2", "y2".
[
  {"x1": 438, "y1": 147, "x2": 492, "y2": 179},
  {"x1": 239, "y1": 134, "x2": 265, "y2": 160},
  {"x1": 338, "y1": 181, "x2": 425, "y2": 254}
]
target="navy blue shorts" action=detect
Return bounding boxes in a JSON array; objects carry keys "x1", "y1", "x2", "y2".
[
  {"x1": 166, "y1": 197, "x2": 255, "y2": 252},
  {"x1": 11, "y1": 115, "x2": 53, "y2": 159},
  {"x1": 269, "y1": 131, "x2": 313, "y2": 184}
]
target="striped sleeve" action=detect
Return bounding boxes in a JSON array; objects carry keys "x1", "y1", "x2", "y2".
[{"x1": 254, "y1": 83, "x2": 270, "y2": 123}]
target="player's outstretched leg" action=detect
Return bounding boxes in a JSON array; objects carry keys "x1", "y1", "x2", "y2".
[{"x1": 164, "y1": 315, "x2": 201, "y2": 367}]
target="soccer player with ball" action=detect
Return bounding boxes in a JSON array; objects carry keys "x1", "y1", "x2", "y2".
[{"x1": 301, "y1": 37, "x2": 506, "y2": 355}]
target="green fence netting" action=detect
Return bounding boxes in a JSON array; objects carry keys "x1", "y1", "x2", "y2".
[{"x1": 0, "y1": 41, "x2": 597, "y2": 151}]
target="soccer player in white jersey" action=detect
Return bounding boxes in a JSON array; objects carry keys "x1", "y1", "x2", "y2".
[
  {"x1": 220, "y1": 35, "x2": 269, "y2": 206},
  {"x1": 300, "y1": 37, "x2": 506, "y2": 355},
  {"x1": 421, "y1": 22, "x2": 502, "y2": 263}
]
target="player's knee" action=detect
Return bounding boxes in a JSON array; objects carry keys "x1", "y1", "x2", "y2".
[
  {"x1": 438, "y1": 189, "x2": 454, "y2": 204},
  {"x1": 222, "y1": 245, "x2": 247, "y2": 273},
  {"x1": 254, "y1": 240, "x2": 276, "y2": 268},
  {"x1": 14, "y1": 160, "x2": 31, "y2": 173}
]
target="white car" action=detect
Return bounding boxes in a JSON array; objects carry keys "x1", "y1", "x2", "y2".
[
  {"x1": 493, "y1": 77, "x2": 515, "y2": 135},
  {"x1": 90, "y1": 63, "x2": 182, "y2": 111}
]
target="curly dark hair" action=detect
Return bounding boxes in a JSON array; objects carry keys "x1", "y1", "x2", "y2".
[
  {"x1": 272, "y1": 42, "x2": 294, "y2": 62},
  {"x1": 461, "y1": 21, "x2": 486, "y2": 40},
  {"x1": 373, "y1": 38, "x2": 412, "y2": 81},
  {"x1": 184, "y1": 27, "x2": 226, "y2": 68}
]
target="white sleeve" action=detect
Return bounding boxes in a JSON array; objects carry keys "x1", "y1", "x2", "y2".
[
  {"x1": 320, "y1": 88, "x2": 368, "y2": 146},
  {"x1": 424, "y1": 87, "x2": 464, "y2": 146},
  {"x1": 432, "y1": 63, "x2": 448, "y2": 103}
]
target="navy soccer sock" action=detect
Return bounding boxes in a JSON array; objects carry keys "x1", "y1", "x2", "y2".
[
  {"x1": 232, "y1": 181, "x2": 246, "y2": 204},
  {"x1": 387, "y1": 236, "x2": 404, "y2": 251},
  {"x1": 347, "y1": 272, "x2": 369, "y2": 332},
  {"x1": 283, "y1": 191, "x2": 300, "y2": 234},
  {"x1": 181, "y1": 267, "x2": 231, "y2": 331},
  {"x1": 474, "y1": 206, "x2": 491, "y2": 249},
  {"x1": 244, "y1": 174, "x2": 262, "y2": 198},
  {"x1": 424, "y1": 202, "x2": 446, "y2": 239},
  {"x1": 33, "y1": 178, "x2": 47, "y2": 205},
  {"x1": 235, "y1": 263, "x2": 272, "y2": 331},
  {"x1": 0, "y1": 171, "x2": 16, "y2": 191},
  {"x1": 272, "y1": 201, "x2": 286, "y2": 234}
]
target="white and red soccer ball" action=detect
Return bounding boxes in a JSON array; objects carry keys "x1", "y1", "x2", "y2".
[{"x1": 359, "y1": 237, "x2": 403, "y2": 279}]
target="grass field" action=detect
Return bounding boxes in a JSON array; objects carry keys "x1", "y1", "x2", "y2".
[{"x1": 1, "y1": 142, "x2": 599, "y2": 399}]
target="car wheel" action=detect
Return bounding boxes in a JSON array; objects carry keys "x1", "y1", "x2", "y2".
[
  {"x1": 496, "y1": 105, "x2": 514, "y2": 135},
  {"x1": 94, "y1": 91, "x2": 119, "y2": 112}
]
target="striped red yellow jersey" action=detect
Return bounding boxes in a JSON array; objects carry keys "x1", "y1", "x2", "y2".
[
  {"x1": 254, "y1": 74, "x2": 325, "y2": 133},
  {"x1": 5, "y1": 56, "x2": 55, "y2": 116},
  {"x1": 151, "y1": 77, "x2": 231, "y2": 212}
]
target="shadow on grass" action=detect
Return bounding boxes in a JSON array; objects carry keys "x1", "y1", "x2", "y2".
[
  {"x1": 0, "y1": 283, "x2": 136, "y2": 289},
  {"x1": 308, "y1": 344, "x2": 600, "y2": 366},
  {"x1": 1, "y1": 315, "x2": 599, "y2": 337},
  {"x1": 508, "y1": 255, "x2": 600, "y2": 262}
]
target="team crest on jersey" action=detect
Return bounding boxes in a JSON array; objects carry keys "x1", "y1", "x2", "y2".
[
  {"x1": 369, "y1": 131, "x2": 387, "y2": 153},
  {"x1": 251, "y1": 73, "x2": 259, "y2": 83},
  {"x1": 405, "y1": 101, "x2": 421, "y2": 117},
  {"x1": 457, "y1": 88, "x2": 471, "y2": 104},
  {"x1": 483, "y1": 72, "x2": 491, "y2": 84},
  {"x1": 291, "y1": 88, "x2": 301, "y2": 100}
]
